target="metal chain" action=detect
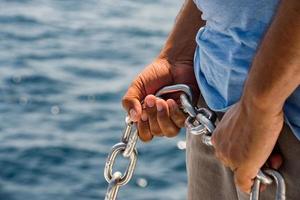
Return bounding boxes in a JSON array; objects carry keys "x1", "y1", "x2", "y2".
[
  {"x1": 104, "y1": 117, "x2": 138, "y2": 200},
  {"x1": 181, "y1": 89, "x2": 286, "y2": 200},
  {"x1": 104, "y1": 84, "x2": 286, "y2": 200},
  {"x1": 250, "y1": 170, "x2": 286, "y2": 200}
]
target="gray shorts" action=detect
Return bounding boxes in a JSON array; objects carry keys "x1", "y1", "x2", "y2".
[{"x1": 186, "y1": 95, "x2": 300, "y2": 200}]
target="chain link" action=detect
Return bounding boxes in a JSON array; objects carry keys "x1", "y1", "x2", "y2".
[
  {"x1": 104, "y1": 84, "x2": 286, "y2": 200},
  {"x1": 104, "y1": 118, "x2": 138, "y2": 200},
  {"x1": 182, "y1": 89, "x2": 286, "y2": 200},
  {"x1": 122, "y1": 118, "x2": 138, "y2": 158},
  {"x1": 104, "y1": 172, "x2": 122, "y2": 200},
  {"x1": 250, "y1": 170, "x2": 286, "y2": 200}
]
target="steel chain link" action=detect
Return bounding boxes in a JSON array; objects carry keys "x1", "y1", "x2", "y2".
[
  {"x1": 104, "y1": 117, "x2": 138, "y2": 200},
  {"x1": 104, "y1": 84, "x2": 286, "y2": 200}
]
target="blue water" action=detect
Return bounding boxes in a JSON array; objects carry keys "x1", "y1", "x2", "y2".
[{"x1": 0, "y1": 0, "x2": 187, "y2": 199}]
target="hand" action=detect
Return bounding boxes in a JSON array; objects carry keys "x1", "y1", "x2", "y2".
[
  {"x1": 122, "y1": 58, "x2": 199, "y2": 142},
  {"x1": 211, "y1": 99, "x2": 284, "y2": 193}
]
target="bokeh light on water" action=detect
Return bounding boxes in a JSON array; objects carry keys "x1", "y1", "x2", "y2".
[{"x1": 0, "y1": 0, "x2": 186, "y2": 199}]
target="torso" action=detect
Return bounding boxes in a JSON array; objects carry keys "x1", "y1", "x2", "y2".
[{"x1": 193, "y1": 0, "x2": 300, "y2": 140}]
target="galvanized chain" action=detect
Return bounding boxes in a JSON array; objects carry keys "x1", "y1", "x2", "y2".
[
  {"x1": 104, "y1": 84, "x2": 286, "y2": 200},
  {"x1": 155, "y1": 84, "x2": 286, "y2": 200},
  {"x1": 250, "y1": 170, "x2": 286, "y2": 200},
  {"x1": 104, "y1": 117, "x2": 138, "y2": 200},
  {"x1": 177, "y1": 86, "x2": 286, "y2": 200}
]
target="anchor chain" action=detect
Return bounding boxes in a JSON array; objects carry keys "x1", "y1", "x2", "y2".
[{"x1": 104, "y1": 84, "x2": 286, "y2": 200}]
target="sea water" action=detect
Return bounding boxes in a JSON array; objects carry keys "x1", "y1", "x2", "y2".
[{"x1": 0, "y1": 0, "x2": 187, "y2": 199}]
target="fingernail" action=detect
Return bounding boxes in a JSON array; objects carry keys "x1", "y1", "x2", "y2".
[
  {"x1": 146, "y1": 99, "x2": 155, "y2": 108},
  {"x1": 141, "y1": 113, "x2": 148, "y2": 121},
  {"x1": 156, "y1": 102, "x2": 163, "y2": 112},
  {"x1": 130, "y1": 109, "x2": 137, "y2": 120}
]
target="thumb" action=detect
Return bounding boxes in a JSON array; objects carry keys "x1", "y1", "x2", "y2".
[
  {"x1": 122, "y1": 82, "x2": 145, "y2": 122},
  {"x1": 234, "y1": 168, "x2": 256, "y2": 194}
]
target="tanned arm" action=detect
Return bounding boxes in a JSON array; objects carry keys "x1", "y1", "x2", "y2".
[
  {"x1": 159, "y1": 0, "x2": 205, "y2": 64},
  {"x1": 212, "y1": 0, "x2": 300, "y2": 193},
  {"x1": 243, "y1": 0, "x2": 300, "y2": 111},
  {"x1": 122, "y1": 0, "x2": 205, "y2": 141}
]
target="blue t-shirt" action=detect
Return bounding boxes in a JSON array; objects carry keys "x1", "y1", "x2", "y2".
[{"x1": 193, "y1": 0, "x2": 300, "y2": 140}]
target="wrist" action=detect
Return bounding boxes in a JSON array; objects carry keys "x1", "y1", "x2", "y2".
[{"x1": 240, "y1": 88, "x2": 284, "y2": 117}]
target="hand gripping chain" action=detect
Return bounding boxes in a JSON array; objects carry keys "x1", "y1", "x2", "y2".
[{"x1": 104, "y1": 84, "x2": 286, "y2": 200}]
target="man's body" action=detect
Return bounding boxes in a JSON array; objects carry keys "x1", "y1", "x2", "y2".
[{"x1": 122, "y1": 0, "x2": 300, "y2": 199}]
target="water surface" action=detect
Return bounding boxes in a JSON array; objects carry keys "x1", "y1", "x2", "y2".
[{"x1": 0, "y1": 0, "x2": 186, "y2": 199}]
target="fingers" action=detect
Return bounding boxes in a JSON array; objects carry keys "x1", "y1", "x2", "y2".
[
  {"x1": 156, "y1": 99, "x2": 180, "y2": 137},
  {"x1": 234, "y1": 168, "x2": 256, "y2": 194},
  {"x1": 216, "y1": 151, "x2": 283, "y2": 194},
  {"x1": 167, "y1": 99, "x2": 187, "y2": 127},
  {"x1": 122, "y1": 81, "x2": 145, "y2": 122},
  {"x1": 211, "y1": 129, "x2": 233, "y2": 168},
  {"x1": 136, "y1": 95, "x2": 186, "y2": 141},
  {"x1": 144, "y1": 95, "x2": 163, "y2": 136},
  {"x1": 137, "y1": 111, "x2": 153, "y2": 142}
]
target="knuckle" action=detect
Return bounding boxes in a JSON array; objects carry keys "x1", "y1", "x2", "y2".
[
  {"x1": 174, "y1": 117, "x2": 185, "y2": 127},
  {"x1": 171, "y1": 115, "x2": 185, "y2": 127},
  {"x1": 139, "y1": 134, "x2": 152, "y2": 142},
  {"x1": 149, "y1": 121, "x2": 161, "y2": 134},
  {"x1": 121, "y1": 96, "x2": 131, "y2": 107},
  {"x1": 157, "y1": 111, "x2": 167, "y2": 120},
  {"x1": 138, "y1": 129, "x2": 152, "y2": 142},
  {"x1": 163, "y1": 128, "x2": 179, "y2": 138},
  {"x1": 146, "y1": 115, "x2": 158, "y2": 122},
  {"x1": 145, "y1": 107, "x2": 156, "y2": 115},
  {"x1": 151, "y1": 128, "x2": 162, "y2": 136},
  {"x1": 234, "y1": 175, "x2": 250, "y2": 194},
  {"x1": 151, "y1": 131, "x2": 161, "y2": 136},
  {"x1": 150, "y1": 124, "x2": 162, "y2": 136},
  {"x1": 122, "y1": 94, "x2": 130, "y2": 101},
  {"x1": 178, "y1": 118, "x2": 186, "y2": 127}
]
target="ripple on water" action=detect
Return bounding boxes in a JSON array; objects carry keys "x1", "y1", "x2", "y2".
[
  {"x1": 65, "y1": 66, "x2": 121, "y2": 80},
  {"x1": 77, "y1": 92, "x2": 122, "y2": 103},
  {"x1": 0, "y1": 15, "x2": 40, "y2": 25},
  {"x1": 0, "y1": 0, "x2": 184, "y2": 199}
]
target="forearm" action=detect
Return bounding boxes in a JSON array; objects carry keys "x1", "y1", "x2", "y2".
[
  {"x1": 158, "y1": 0, "x2": 205, "y2": 64},
  {"x1": 242, "y1": 0, "x2": 300, "y2": 112}
]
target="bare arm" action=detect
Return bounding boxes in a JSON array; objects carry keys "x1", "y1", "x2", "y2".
[
  {"x1": 158, "y1": 0, "x2": 205, "y2": 64},
  {"x1": 243, "y1": 0, "x2": 300, "y2": 112},
  {"x1": 212, "y1": 0, "x2": 300, "y2": 193},
  {"x1": 122, "y1": 0, "x2": 205, "y2": 141}
]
